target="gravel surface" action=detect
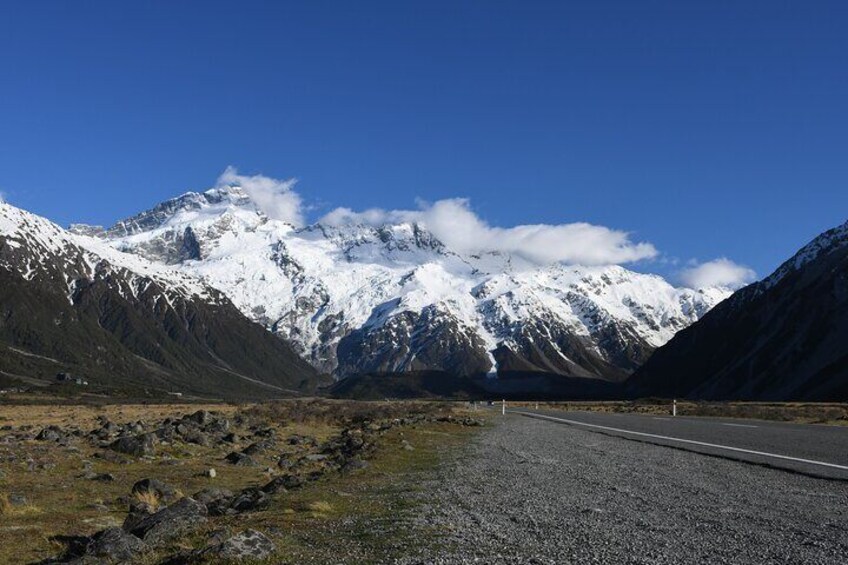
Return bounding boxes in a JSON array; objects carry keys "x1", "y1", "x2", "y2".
[{"x1": 401, "y1": 414, "x2": 848, "y2": 564}]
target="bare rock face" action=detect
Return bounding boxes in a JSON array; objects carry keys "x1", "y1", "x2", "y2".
[{"x1": 336, "y1": 307, "x2": 493, "y2": 377}]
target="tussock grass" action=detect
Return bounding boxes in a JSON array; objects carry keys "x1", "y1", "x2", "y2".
[
  {"x1": 133, "y1": 490, "x2": 162, "y2": 511},
  {"x1": 304, "y1": 500, "x2": 333, "y2": 514},
  {"x1": 0, "y1": 492, "x2": 41, "y2": 516}
]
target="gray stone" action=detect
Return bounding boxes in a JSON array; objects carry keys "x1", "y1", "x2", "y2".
[
  {"x1": 126, "y1": 497, "x2": 207, "y2": 546},
  {"x1": 224, "y1": 451, "x2": 256, "y2": 466},
  {"x1": 84, "y1": 527, "x2": 147, "y2": 561},
  {"x1": 203, "y1": 529, "x2": 276, "y2": 561},
  {"x1": 132, "y1": 478, "x2": 177, "y2": 503},
  {"x1": 109, "y1": 433, "x2": 157, "y2": 457}
]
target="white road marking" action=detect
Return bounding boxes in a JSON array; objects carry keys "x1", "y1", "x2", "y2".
[
  {"x1": 722, "y1": 423, "x2": 759, "y2": 429},
  {"x1": 514, "y1": 411, "x2": 848, "y2": 472},
  {"x1": 652, "y1": 417, "x2": 670, "y2": 421}
]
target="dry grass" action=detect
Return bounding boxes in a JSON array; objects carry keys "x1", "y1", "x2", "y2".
[
  {"x1": 0, "y1": 403, "x2": 240, "y2": 430},
  {"x1": 0, "y1": 400, "x2": 481, "y2": 563},
  {"x1": 0, "y1": 492, "x2": 41, "y2": 517}
]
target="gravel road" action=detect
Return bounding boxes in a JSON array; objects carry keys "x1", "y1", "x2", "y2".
[{"x1": 401, "y1": 414, "x2": 848, "y2": 564}]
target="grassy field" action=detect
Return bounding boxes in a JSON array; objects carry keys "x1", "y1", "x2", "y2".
[
  {"x1": 0, "y1": 400, "x2": 485, "y2": 564},
  {"x1": 509, "y1": 399, "x2": 848, "y2": 425}
]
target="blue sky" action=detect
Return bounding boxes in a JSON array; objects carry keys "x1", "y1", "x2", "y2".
[{"x1": 1, "y1": 1, "x2": 846, "y2": 284}]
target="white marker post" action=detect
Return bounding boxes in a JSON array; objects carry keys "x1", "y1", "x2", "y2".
[
  {"x1": 672, "y1": 399, "x2": 677, "y2": 417},
  {"x1": 502, "y1": 399, "x2": 506, "y2": 416}
]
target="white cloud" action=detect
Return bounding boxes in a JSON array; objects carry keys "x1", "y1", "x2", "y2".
[
  {"x1": 319, "y1": 198, "x2": 658, "y2": 266},
  {"x1": 680, "y1": 258, "x2": 757, "y2": 290},
  {"x1": 217, "y1": 166, "x2": 304, "y2": 226}
]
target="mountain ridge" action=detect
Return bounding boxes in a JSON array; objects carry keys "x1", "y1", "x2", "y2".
[
  {"x1": 0, "y1": 201, "x2": 321, "y2": 399},
  {"x1": 83, "y1": 185, "x2": 731, "y2": 383},
  {"x1": 630, "y1": 219, "x2": 848, "y2": 401}
]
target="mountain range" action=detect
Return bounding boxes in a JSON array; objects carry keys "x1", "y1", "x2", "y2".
[
  {"x1": 70, "y1": 185, "x2": 729, "y2": 384},
  {"x1": 3, "y1": 181, "x2": 845, "y2": 401}
]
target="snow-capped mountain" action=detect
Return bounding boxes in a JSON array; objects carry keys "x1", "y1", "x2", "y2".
[
  {"x1": 0, "y1": 201, "x2": 318, "y2": 397},
  {"x1": 73, "y1": 185, "x2": 731, "y2": 382}
]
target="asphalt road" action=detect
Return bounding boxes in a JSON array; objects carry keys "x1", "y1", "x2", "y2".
[
  {"x1": 402, "y1": 413, "x2": 848, "y2": 564},
  {"x1": 511, "y1": 409, "x2": 848, "y2": 480}
]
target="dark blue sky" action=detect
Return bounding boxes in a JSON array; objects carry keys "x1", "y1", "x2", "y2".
[{"x1": 1, "y1": 1, "x2": 846, "y2": 280}]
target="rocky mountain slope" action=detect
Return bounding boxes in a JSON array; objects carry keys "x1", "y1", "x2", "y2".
[
  {"x1": 0, "y1": 202, "x2": 319, "y2": 398},
  {"x1": 630, "y1": 220, "x2": 848, "y2": 401},
  {"x1": 75, "y1": 185, "x2": 730, "y2": 383}
]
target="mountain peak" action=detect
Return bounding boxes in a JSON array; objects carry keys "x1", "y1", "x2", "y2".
[
  {"x1": 104, "y1": 185, "x2": 259, "y2": 238},
  {"x1": 764, "y1": 219, "x2": 848, "y2": 289}
]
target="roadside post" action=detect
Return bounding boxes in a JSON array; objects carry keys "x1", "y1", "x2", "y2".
[
  {"x1": 502, "y1": 399, "x2": 506, "y2": 416},
  {"x1": 672, "y1": 399, "x2": 677, "y2": 417}
]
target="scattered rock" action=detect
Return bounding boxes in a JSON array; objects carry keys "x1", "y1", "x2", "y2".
[
  {"x1": 242, "y1": 441, "x2": 274, "y2": 456},
  {"x1": 261, "y1": 474, "x2": 302, "y2": 494},
  {"x1": 287, "y1": 434, "x2": 317, "y2": 447},
  {"x1": 192, "y1": 488, "x2": 233, "y2": 507},
  {"x1": 36, "y1": 426, "x2": 64, "y2": 442}
]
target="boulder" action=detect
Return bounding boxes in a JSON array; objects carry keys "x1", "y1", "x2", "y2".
[
  {"x1": 192, "y1": 488, "x2": 233, "y2": 507},
  {"x1": 36, "y1": 426, "x2": 64, "y2": 442},
  {"x1": 132, "y1": 478, "x2": 178, "y2": 503},
  {"x1": 202, "y1": 529, "x2": 276, "y2": 561},
  {"x1": 224, "y1": 451, "x2": 256, "y2": 466},
  {"x1": 126, "y1": 497, "x2": 207, "y2": 546},
  {"x1": 109, "y1": 433, "x2": 157, "y2": 457},
  {"x1": 185, "y1": 410, "x2": 214, "y2": 426},
  {"x1": 83, "y1": 527, "x2": 148, "y2": 562}
]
